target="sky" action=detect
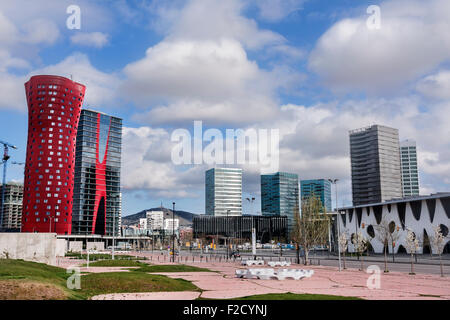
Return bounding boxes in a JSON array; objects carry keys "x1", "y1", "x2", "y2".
[{"x1": 1, "y1": 0, "x2": 450, "y2": 217}]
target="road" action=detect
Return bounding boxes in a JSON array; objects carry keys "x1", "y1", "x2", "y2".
[{"x1": 170, "y1": 249, "x2": 449, "y2": 276}]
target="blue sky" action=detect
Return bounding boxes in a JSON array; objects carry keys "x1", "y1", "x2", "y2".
[{"x1": 1, "y1": 0, "x2": 450, "y2": 217}]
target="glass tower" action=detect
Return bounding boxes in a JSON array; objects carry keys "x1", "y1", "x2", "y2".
[
  {"x1": 72, "y1": 109, "x2": 122, "y2": 236},
  {"x1": 205, "y1": 168, "x2": 242, "y2": 216},
  {"x1": 300, "y1": 179, "x2": 332, "y2": 212},
  {"x1": 261, "y1": 172, "x2": 299, "y2": 233},
  {"x1": 400, "y1": 140, "x2": 419, "y2": 197}
]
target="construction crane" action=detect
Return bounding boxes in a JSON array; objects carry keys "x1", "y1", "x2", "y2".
[{"x1": 0, "y1": 140, "x2": 18, "y2": 230}]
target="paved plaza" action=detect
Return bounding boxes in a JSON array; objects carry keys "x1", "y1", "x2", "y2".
[{"x1": 60, "y1": 253, "x2": 450, "y2": 300}]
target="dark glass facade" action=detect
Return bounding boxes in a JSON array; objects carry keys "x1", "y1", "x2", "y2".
[
  {"x1": 261, "y1": 172, "x2": 299, "y2": 233},
  {"x1": 71, "y1": 109, "x2": 122, "y2": 236},
  {"x1": 193, "y1": 215, "x2": 287, "y2": 242},
  {"x1": 300, "y1": 179, "x2": 332, "y2": 212}
]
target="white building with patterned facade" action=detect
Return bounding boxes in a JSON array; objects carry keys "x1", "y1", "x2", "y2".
[{"x1": 337, "y1": 193, "x2": 450, "y2": 254}]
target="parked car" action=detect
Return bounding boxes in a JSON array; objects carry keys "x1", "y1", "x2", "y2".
[{"x1": 230, "y1": 251, "x2": 241, "y2": 258}]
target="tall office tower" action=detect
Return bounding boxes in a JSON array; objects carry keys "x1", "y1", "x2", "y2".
[
  {"x1": 261, "y1": 172, "x2": 299, "y2": 233},
  {"x1": 22, "y1": 75, "x2": 85, "y2": 234},
  {"x1": 0, "y1": 183, "x2": 23, "y2": 230},
  {"x1": 400, "y1": 140, "x2": 419, "y2": 197},
  {"x1": 349, "y1": 125, "x2": 403, "y2": 206},
  {"x1": 72, "y1": 109, "x2": 122, "y2": 236},
  {"x1": 205, "y1": 168, "x2": 242, "y2": 216},
  {"x1": 300, "y1": 179, "x2": 332, "y2": 212}
]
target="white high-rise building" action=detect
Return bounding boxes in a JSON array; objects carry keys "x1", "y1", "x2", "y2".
[
  {"x1": 139, "y1": 218, "x2": 147, "y2": 230},
  {"x1": 146, "y1": 210, "x2": 164, "y2": 231},
  {"x1": 205, "y1": 167, "x2": 242, "y2": 216},
  {"x1": 164, "y1": 218, "x2": 179, "y2": 234},
  {"x1": 400, "y1": 140, "x2": 419, "y2": 197}
]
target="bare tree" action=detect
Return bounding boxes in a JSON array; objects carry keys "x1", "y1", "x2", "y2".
[
  {"x1": 374, "y1": 218, "x2": 391, "y2": 273},
  {"x1": 430, "y1": 225, "x2": 447, "y2": 277},
  {"x1": 405, "y1": 228, "x2": 420, "y2": 275},
  {"x1": 352, "y1": 231, "x2": 368, "y2": 271},
  {"x1": 388, "y1": 222, "x2": 401, "y2": 263},
  {"x1": 291, "y1": 195, "x2": 330, "y2": 265},
  {"x1": 338, "y1": 230, "x2": 348, "y2": 269}
]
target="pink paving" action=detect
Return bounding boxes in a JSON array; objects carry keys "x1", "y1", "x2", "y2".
[{"x1": 60, "y1": 253, "x2": 450, "y2": 300}]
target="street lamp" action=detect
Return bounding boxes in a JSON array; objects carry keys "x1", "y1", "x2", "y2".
[
  {"x1": 328, "y1": 179, "x2": 342, "y2": 272},
  {"x1": 172, "y1": 202, "x2": 175, "y2": 263},
  {"x1": 226, "y1": 209, "x2": 230, "y2": 258},
  {"x1": 110, "y1": 193, "x2": 120, "y2": 260}
]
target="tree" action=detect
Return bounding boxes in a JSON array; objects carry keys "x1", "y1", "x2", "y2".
[
  {"x1": 291, "y1": 195, "x2": 330, "y2": 265},
  {"x1": 405, "y1": 228, "x2": 420, "y2": 275},
  {"x1": 374, "y1": 218, "x2": 391, "y2": 273},
  {"x1": 352, "y1": 231, "x2": 368, "y2": 271},
  {"x1": 430, "y1": 225, "x2": 447, "y2": 277},
  {"x1": 338, "y1": 231, "x2": 348, "y2": 269},
  {"x1": 388, "y1": 221, "x2": 401, "y2": 263}
]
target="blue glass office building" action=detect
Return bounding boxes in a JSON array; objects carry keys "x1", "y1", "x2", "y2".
[
  {"x1": 300, "y1": 179, "x2": 332, "y2": 212},
  {"x1": 261, "y1": 172, "x2": 299, "y2": 234}
]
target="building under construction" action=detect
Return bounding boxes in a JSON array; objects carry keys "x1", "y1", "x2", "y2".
[{"x1": 0, "y1": 182, "x2": 23, "y2": 231}]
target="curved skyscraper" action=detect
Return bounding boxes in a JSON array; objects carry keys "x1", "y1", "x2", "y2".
[{"x1": 21, "y1": 75, "x2": 85, "y2": 234}]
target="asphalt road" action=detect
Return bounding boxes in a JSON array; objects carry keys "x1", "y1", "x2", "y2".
[{"x1": 171, "y1": 249, "x2": 449, "y2": 276}]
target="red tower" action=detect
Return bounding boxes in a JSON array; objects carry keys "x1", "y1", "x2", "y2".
[{"x1": 21, "y1": 75, "x2": 85, "y2": 234}]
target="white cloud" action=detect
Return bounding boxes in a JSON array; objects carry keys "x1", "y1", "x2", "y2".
[
  {"x1": 155, "y1": 0, "x2": 285, "y2": 50},
  {"x1": 308, "y1": 0, "x2": 450, "y2": 93},
  {"x1": 253, "y1": 0, "x2": 306, "y2": 22},
  {"x1": 21, "y1": 19, "x2": 60, "y2": 45},
  {"x1": 416, "y1": 70, "x2": 450, "y2": 100},
  {"x1": 122, "y1": 0, "x2": 304, "y2": 126},
  {"x1": 29, "y1": 53, "x2": 121, "y2": 108},
  {"x1": 70, "y1": 32, "x2": 110, "y2": 48}
]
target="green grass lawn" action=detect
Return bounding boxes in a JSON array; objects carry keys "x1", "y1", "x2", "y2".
[
  {"x1": 132, "y1": 264, "x2": 213, "y2": 273},
  {"x1": 0, "y1": 259, "x2": 84, "y2": 299},
  {"x1": 79, "y1": 272, "x2": 199, "y2": 298},
  {"x1": 0, "y1": 259, "x2": 200, "y2": 300},
  {"x1": 83, "y1": 259, "x2": 146, "y2": 267},
  {"x1": 231, "y1": 293, "x2": 362, "y2": 300},
  {"x1": 65, "y1": 252, "x2": 147, "y2": 261},
  {"x1": 84, "y1": 260, "x2": 213, "y2": 273}
]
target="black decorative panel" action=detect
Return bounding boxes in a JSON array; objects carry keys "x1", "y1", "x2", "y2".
[
  {"x1": 348, "y1": 208, "x2": 353, "y2": 223},
  {"x1": 373, "y1": 205, "x2": 383, "y2": 225},
  {"x1": 356, "y1": 208, "x2": 363, "y2": 227},
  {"x1": 426, "y1": 199, "x2": 436, "y2": 223},
  {"x1": 341, "y1": 212, "x2": 346, "y2": 227},
  {"x1": 397, "y1": 203, "x2": 406, "y2": 230},
  {"x1": 440, "y1": 224, "x2": 449, "y2": 237},
  {"x1": 423, "y1": 229, "x2": 431, "y2": 254},
  {"x1": 367, "y1": 225, "x2": 375, "y2": 238},
  {"x1": 387, "y1": 203, "x2": 391, "y2": 213},
  {"x1": 440, "y1": 197, "x2": 450, "y2": 219},
  {"x1": 366, "y1": 207, "x2": 370, "y2": 217},
  {"x1": 410, "y1": 200, "x2": 422, "y2": 221}
]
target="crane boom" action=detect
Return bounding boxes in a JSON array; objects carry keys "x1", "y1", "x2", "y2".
[{"x1": 0, "y1": 140, "x2": 17, "y2": 149}]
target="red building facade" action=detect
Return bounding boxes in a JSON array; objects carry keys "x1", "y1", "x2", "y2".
[{"x1": 21, "y1": 75, "x2": 85, "y2": 234}]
